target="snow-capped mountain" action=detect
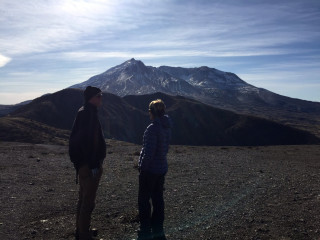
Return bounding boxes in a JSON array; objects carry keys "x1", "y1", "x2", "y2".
[
  {"x1": 71, "y1": 58, "x2": 262, "y2": 100},
  {"x1": 70, "y1": 58, "x2": 320, "y2": 138},
  {"x1": 71, "y1": 58, "x2": 199, "y2": 97}
]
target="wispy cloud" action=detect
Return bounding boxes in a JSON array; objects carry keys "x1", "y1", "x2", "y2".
[
  {"x1": 61, "y1": 48, "x2": 297, "y2": 62},
  {"x1": 0, "y1": 0, "x2": 117, "y2": 55},
  {"x1": 237, "y1": 54, "x2": 320, "y2": 101},
  {"x1": 2, "y1": 0, "x2": 319, "y2": 57}
]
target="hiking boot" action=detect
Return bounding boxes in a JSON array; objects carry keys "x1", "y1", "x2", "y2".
[
  {"x1": 75, "y1": 229, "x2": 98, "y2": 240},
  {"x1": 75, "y1": 229, "x2": 79, "y2": 240},
  {"x1": 90, "y1": 227, "x2": 98, "y2": 237},
  {"x1": 137, "y1": 230, "x2": 153, "y2": 240},
  {"x1": 153, "y1": 233, "x2": 167, "y2": 240},
  {"x1": 153, "y1": 236, "x2": 167, "y2": 240}
]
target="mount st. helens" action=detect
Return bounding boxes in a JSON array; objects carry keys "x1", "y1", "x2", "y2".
[
  {"x1": 72, "y1": 58, "x2": 200, "y2": 97},
  {"x1": 71, "y1": 58, "x2": 320, "y2": 138}
]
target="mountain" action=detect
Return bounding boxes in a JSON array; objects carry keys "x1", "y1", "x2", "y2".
[
  {"x1": 9, "y1": 88, "x2": 149, "y2": 143},
  {"x1": 159, "y1": 65, "x2": 320, "y2": 117},
  {"x1": 70, "y1": 59, "x2": 320, "y2": 138},
  {"x1": 72, "y1": 58, "x2": 200, "y2": 97},
  {"x1": 6, "y1": 88, "x2": 319, "y2": 146},
  {"x1": 123, "y1": 93, "x2": 319, "y2": 146},
  {"x1": 0, "y1": 100, "x2": 32, "y2": 117},
  {"x1": 159, "y1": 65, "x2": 249, "y2": 90}
]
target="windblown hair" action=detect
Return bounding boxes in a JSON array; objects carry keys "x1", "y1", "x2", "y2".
[{"x1": 149, "y1": 99, "x2": 166, "y2": 117}]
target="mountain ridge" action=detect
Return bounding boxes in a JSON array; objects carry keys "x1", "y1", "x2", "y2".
[{"x1": 4, "y1": 88, "x2": 319, "y2": 146}]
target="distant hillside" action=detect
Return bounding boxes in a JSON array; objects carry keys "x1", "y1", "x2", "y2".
[
  {"x1": 0, "y1": 100, "x2": 31, "y2": 117},
  {"x1": 123, "y1": 93, "x2": 320, "y2": 146},
  {"x1": 10, "y1": 88, "x2": 149, "y2": 143},
  {"x1": 7, "y1": 88, "x2": 319, "y2": 146},
  {"x1": 0, "y1": 117, "x2": 69, "y2": 145}
]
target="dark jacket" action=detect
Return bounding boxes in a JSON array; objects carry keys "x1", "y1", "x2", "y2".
[
  {"x1": 69, "y1": 103, "x2": 106, "y2": 170},
  {"x1": 139, "y1": 115, "x2": 172, "y2": 174}
]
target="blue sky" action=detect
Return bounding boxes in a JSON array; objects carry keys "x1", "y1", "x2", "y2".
[{"x1": 0, "y1": 0, "x2": 319, "y2": 104}]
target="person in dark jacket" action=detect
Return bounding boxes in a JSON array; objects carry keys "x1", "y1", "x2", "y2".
[
  {"x1": 69, "y1": 86, "x2": 106, "y2": 240},
  {"x1": 137, "y1": 99, "x2": 172, "y2": 240}
]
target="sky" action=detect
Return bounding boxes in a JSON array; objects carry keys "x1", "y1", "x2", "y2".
[{"x1": 0, "y1": 0, "x2": 319, "y2": 104}]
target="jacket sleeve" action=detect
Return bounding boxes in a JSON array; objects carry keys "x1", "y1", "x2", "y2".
[
  {"x1": 139, "y1": 124, "x2": 157, "y2": 170},
  {"x1": 69, "y1": 112, "x2": 82, "y2": 166},
  {"x1": 69, "y1": 110, "x2": 91, "y2": 168}
]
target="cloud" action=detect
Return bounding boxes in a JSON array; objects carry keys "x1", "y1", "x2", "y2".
[
  {"x1": 0, "y1": 54, "x2": 11, "y2": 67},
  {"x1": 0, "y1": 0, "x2": 117, "y2": 55},
  {"x1": 61, "y1": 48, "x2": 300, "y2": 63},
  {"x1": 1, "y1": 0, "x2": 319, "y2": 57}
]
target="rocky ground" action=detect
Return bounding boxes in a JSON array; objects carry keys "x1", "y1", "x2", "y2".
[{"x1": 0, "y1": 140, "x2": 320, "y2": 240}]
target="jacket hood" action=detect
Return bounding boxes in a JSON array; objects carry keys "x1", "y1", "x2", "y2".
[{"x1": 155, "y1": 115, "x2": 172, "y2": 129}]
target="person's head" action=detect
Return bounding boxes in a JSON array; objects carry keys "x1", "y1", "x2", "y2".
[
  {"x1": 84, "y1": 86, "x2": 103, "y2": 107},
  {"x1": 148, "y1": 99, "x2": 166, "y2": 120}
]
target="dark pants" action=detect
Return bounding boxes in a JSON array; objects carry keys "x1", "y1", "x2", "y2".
[
  {"x1": 76, "y1": 165, "x2": 102, "y2": 240},
  {"x1": 138, "y1": 171, "x2": 166, "y2": 238}
]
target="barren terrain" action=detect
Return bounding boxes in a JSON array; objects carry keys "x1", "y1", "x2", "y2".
[{"x1": 1, "y1": 141, "x2": 320, "y2": 240}]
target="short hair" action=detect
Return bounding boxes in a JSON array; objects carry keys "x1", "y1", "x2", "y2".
[{"x1": 149, "y1": 99, "x2": 166, "y2": 117}]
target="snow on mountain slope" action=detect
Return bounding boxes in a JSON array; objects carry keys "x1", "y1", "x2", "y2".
[{"x1": 71, "y1": 58, "x2": 199, "y2": 96}]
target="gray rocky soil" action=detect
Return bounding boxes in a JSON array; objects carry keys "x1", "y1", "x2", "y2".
[{"x1": 0, "y1": 140, "x2": 320, "y2": 240}]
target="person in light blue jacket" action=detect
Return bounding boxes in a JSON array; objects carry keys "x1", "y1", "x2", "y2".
[{"x1": 137, "y1": 99, "x2": 172, "y2": 240}]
